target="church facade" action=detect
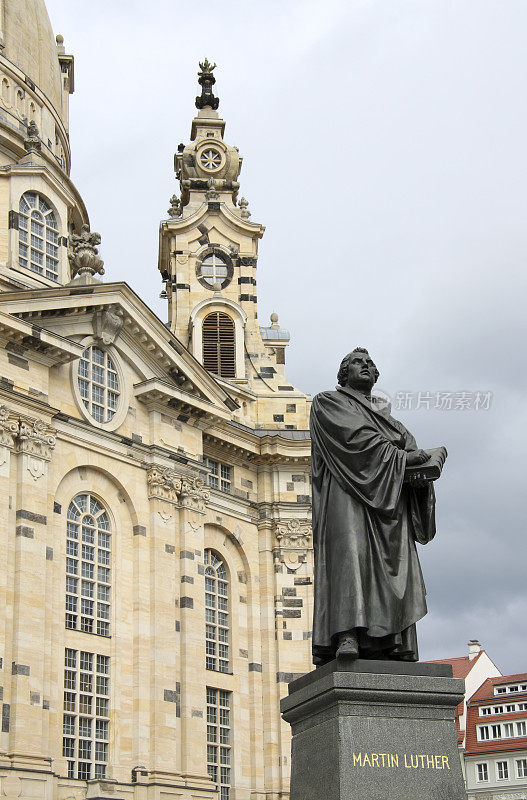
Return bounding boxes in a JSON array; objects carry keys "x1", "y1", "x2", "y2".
[{"x1": 0, "y1": 4, "x2": 313, "y2": 799}]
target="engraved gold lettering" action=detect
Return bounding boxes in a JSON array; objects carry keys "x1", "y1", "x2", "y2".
[
  {"x1": 410, "y1": 755, "x2": 419, "y2": 768},
  {"x1": 379, "y1": 753, "x2": 387, "y2": 767},
  {"x1": 404, "y1": 754, "x2": 410, "y2": 768},
  {"x1": 363, "y1": 753, "x2": 372, "y2": 767},
  {"x1": 426, "y1": 756, "x2": 435, "y2": 768},
  {"x1": 353, "y1": 753, "x2": 363, "y2": 767},
  {"x1": 371, "y1": 753, "x2": 380, "y2": 768},
  {"x1": 418, "y1": 755, "x2": 426, "y2": 768},
  {"x1": 442, "y1": 756, "x2": 450, "y2": 770},
  {"x1": 435, "y1": 755, "x2": 442, "y2": 769},
  {"x1": 391, "y1": 754, "x2": 399, "y2": 767}
]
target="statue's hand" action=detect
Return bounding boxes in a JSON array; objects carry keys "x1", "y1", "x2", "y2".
[{"x1": 406, "y1": 449, "x2": 430, "y2": 467}]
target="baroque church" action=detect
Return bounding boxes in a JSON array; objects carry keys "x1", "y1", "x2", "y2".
[{"x1": 0, "y1": 2, "x2": 313, "y2": 799}]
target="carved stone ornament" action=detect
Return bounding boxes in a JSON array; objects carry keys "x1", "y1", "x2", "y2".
[
  {"x1": 93, "y1": 307, "x2": 124, "y2": 345},
  {"x1": 17, "y1": 417, "x2": 56, "y2": 460},
  {"x1": 0, "y1": 404, "x2": 19, "y2": 448},
  {"x1": 68, "y1": 224, "x2": 105, "y2": 279},
  {"x1": 275, "y1": 519, "x2": 312, "y2": 549},
  {"x1": 167, "y1": 194, "x2": 183, "y2": 218},
  {"x1": 238, "y1": 197, "x2": 251, "y2": 218},
  {"x1": 24, "y1": 119, "x2": 41, "y2": 153},
  {"x1": 205, "y1": 177, "x2": 220, "y2": 200},
  {"x1": 273, "y1": 519, "x2": 312, "y2": 572},
  {"x1": 147, "y1": 467, "x2": 210, "y2": 511}
]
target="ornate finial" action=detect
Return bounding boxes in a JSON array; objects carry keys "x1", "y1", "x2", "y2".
[
  {"x1": 68, "y1": 224, "x2": 105, "y2": 280},
  {"x1": 167, "y1": 194, "x2": 182, "y2": 218},
  {"x1": 270, "y1": 312, "x2": 279, "y2": 329},
  {"x1": 24, "y1": 120, "x2": 41, "y2": 153},
  {"x1": 238, "y1": 197, "x2": 251, "y2": 218},
  {"x1": 196, "y1": 58, "x2": 219, "y2": 111}
]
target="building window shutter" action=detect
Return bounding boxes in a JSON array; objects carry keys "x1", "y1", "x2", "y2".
[{"x1": 202, "y1": 312, "x2": 236, "y2": 378}]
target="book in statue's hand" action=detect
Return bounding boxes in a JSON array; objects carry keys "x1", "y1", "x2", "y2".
[{"x1": 405, "y1": 447, "x2": 448, "y2": 481}]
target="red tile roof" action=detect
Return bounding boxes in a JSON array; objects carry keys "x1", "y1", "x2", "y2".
[
  {"x1": 465, "y1": 673, "x2": 527, "y2": 755},
  {"x1": 427, "y1": 651, "x2": 483, "y2": 679},
  {"x1": 469, "y1": 674, "x2": 527, "y2": 703}
]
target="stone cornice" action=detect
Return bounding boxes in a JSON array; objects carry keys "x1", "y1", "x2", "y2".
[{"x1": 0, "y1": 309, "x2": 84, "y2": 365}]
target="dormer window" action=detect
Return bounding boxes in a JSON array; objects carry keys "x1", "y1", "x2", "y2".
[{"x1": 18, "y1": 192, "x2": 60, "y2": 280}]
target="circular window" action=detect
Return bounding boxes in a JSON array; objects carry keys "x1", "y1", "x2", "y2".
[
  {"x1": 199, "y1": 147, "x2": 223, "y2": 172},
  {"x1": 197, "y1": 250, "x2": 232, "y2": 289},
  {"x1": 77, "y1": 346, "x2": 120, "y2": 423}
]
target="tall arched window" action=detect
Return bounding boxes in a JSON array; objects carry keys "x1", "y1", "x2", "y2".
[
  {"x1": 18, "y1": 191, "x2": 60, "y2": 280},
  {"x1": 202, "y1": 312, "x2": 235, "y2": 378},
  {"x1": 65, "y1": 493, "x2": 111, "y2": 637},
  {"x1": 205, "y1": 549, "x2": 229, "y2": 673}
]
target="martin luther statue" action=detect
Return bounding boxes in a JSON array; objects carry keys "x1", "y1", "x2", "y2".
[{"x1": 310, "y1": 348, "x2": 441, "y2": 666}]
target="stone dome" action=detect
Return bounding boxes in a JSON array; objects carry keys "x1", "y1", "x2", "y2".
[{"x1": 2, "y1": 0, "x2": 62, "y2": 114}]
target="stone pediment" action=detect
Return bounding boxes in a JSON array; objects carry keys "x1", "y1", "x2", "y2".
[{"x1": 0, "y1": 282, "x2": 238, "y2": 421}]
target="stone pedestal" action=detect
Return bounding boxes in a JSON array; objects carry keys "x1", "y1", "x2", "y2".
[{"x1": 281, "y1": 659, "x2": 466, "y2": 800}]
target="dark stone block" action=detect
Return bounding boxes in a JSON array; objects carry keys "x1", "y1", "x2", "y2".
[
  {"x1": 164, "y1": 689, "x2": 179, "y2": 703},
  {"x1": 283, "y1": 631, "x2": 293, "y2": 640},
  {"x1": 208, "y1": 202, "x2": 220, "y2": 211},
  {"x1": 30, "y1": 691, "x2": 40, "y2": 705},
  {"x1": 278, "y1": 385, "x2": 295, "y2": 391},
  {"x1": 180, "y1": 596, "x2": 194, "y2": 608},
  {"x1": 296, "y1": 495, "x2": 311, "y2": 504},
  {"x1": 181, "y1": 575, "x2": 194, "y2": 584},
  {"x1": 16, "y1": 525, "x2": 34, "y2": 538},
  {"x1": 46, "y1": 547, "x2": 53, "y2": 561},
  {"x1": 175, "y1": 283, "x2": 190, "y2": 290},
  {"x1": 175, "y1": 620, "x2": 180, "y2": 632},
  {"x1": 197, "y1": 564, "x2": 205, "y2": 575},
  {"x1": 131, "y1": 433, "x2": 143, "y2": 443},
  {"x1": 133, "y1": 525, "x2": 146, "y2": 536},
  {"x1": 53, "y1": 502, "x2": 62, "y2": 514},
  {"x1": 2, "y1": 704, "x2": 9, "y2": 732},
  {"x1": 8, "y1": 210, "x2": 19, "y2": 229},
  {"x1": 12, "y1": 663, "x2": 30, "y2": 676},
  {"x1": 180, "y1": 550, "x2": 194, "y2": 559},
  {"x1": 283, "y1": 598, "x2": 303, "y2": 607},
  {"x1": 273, "y1": 414, "x2": 284, "y2": 422},
  {"x1": 282, "y1": 587, "x2": 297, "y2": 596},
  {"x1": 283, "y1": 609, "x2": 301, "y2": 618},
  {"x1": 8, "y1": 353, "x2": 29, "y2": 370},
  {"x1": 303, "y1": 631, "x2": 312, "y2": 640},
  {"x1": 15, "y1": 509, "x2": 46, "y2": 524},
  {"x1": 191, "y1": 709, "x2": 203, "y2": 718},
  {"x1": 294, "y1": 577, "x2": 312, "y2": 586},
  {"x1": 277, "y1": 672, "x2": 304, "y2": 683},
  {"x1": 249, "y1": 663, "x2": 263, "y2": 673},
  {"x1": 239, "y1": 649, "x2": 248, "y2": 658},
  {"x1": 43, "y1": 699, "x2": 49, "y2": 709},
  {"x1": 281, "y1": 662, "x2": 465, "y2": 800},
  {"x1": 165, "y1": 544, "x2": 175, "y2": 554}
]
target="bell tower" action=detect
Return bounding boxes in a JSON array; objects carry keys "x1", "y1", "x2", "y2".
[{"x1": 158, "y1": 61, "x2": 310, "y2": 429}]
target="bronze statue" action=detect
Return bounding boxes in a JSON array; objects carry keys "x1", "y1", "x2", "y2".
[{"x1": 310, "y1": 348, "x2": 443, "y2": 665}]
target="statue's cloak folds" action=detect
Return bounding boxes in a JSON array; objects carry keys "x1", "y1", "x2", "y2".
[{"x1": 310, "y1": 386, "x2": 436, "y2": 662}]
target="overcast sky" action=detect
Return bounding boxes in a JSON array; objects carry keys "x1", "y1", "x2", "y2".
[{"x1": 45, "y1": 0, "x2": 527, "y2": 675}]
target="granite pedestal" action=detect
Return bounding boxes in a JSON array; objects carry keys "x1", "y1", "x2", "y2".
[{"x1": 281, "y1": 659, "x2": 466, "y2": 800}]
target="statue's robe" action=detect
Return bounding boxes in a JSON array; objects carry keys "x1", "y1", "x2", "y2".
[{"x1": 310, "y1": 385, "x2": 436, "y2": 664}]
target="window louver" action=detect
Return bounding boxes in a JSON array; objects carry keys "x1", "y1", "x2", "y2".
[{"x1": 202, "y1": 312, "x2": 236, "y2": 378}]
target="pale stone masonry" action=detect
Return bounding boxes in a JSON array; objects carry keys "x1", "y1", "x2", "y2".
[{"x1": 0, "y1": 7, "x2": 312, "y2": 800}]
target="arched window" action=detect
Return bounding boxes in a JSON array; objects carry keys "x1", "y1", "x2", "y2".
[
  {"x1": 18, "y1": 191, "x2": 60, "y2": 280},
  {"x1": 202, "y1": 312, "x2": 235, "y2": 378},
  {"x1": 204, "y1": 549, "x2": 229, "y2": 673},
  {"x1": 15, "y1": 89, "x2": 24, "y2": 115},
  {"x1": 77, "y1": 346, "x2": 120, "y2": 424},
  {"x1": 1, "y1": 78, "x2": 9, "y2": 102},
  {"x1": 65, "y1": 493, "x2": 111, "y2": 637}
]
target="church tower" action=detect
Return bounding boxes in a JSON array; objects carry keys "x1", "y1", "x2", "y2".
[{"x1": 159, "y1": 60, "x2": 310, "y2": 431}]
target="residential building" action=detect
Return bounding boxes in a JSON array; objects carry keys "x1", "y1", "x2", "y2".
[{"x1": 465, "y1": 674, "x2": 527, "y2": 800}]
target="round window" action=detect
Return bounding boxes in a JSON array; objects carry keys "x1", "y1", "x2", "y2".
[
  {"x1": 199, "y1": 147, "x2": 223, "y2": 171},
  {"x1": 77, "y1": 346, "x2": 120, "y2": 423},
  {"x1": 197, "y1": 251, "x2": 232, "y2": 289}
]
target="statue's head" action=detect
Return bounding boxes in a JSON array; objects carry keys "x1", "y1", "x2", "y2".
[{"x1": 337, "y1": 348, "x2": 379, "y2": 393}]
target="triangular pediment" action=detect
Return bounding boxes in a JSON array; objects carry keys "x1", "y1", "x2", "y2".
[{"x1": 0, "y1": 281, "x2": 238, "y2": 423}]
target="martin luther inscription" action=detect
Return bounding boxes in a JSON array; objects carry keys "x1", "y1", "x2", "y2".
[{"x1": 351, "y1": 752, "x2": 451, "y2": 770}]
